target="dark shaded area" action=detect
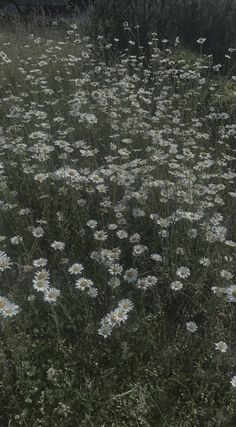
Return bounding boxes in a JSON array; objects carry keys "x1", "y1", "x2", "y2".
[
  {"x1": 0, "y1": 0, "x2": 91, "y2": 16},
  {"x1": 89, "y1": 0, "x2": 236, "y2": 63}
]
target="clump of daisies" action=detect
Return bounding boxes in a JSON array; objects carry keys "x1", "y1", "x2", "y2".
[
  {"x1": 32, "y1": 269, "x2": 60, "y2": 303},
  {"x1": 98, "y1": 299, "x2": 134, "y2": 338},
  {"x1": 136, "y1": 276, "x2": 158, "y2": 290},
  {"x1": 75, "y1": 277, "x2": 98, "y2": 298}
]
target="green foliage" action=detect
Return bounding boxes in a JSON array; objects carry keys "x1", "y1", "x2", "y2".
[{"x1": 89, "y1": 0, "x2": 236, "y2": 61}]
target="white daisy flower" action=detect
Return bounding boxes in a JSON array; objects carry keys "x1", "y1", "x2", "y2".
[
  {"x1": 68, "y1": 263, "x2": 84, "y2": 275},
  {"x1": 176, "y1": 267, "x2": 191, "y2": 279},
  {"x1": 215, "y1": 341, "x2": 228, "y2": 353},
  {"x1": 33, "y1": 279, "x2": 50, "y2": 292},
  {"x1": 226, "y1": 285, "x2": 236, "y2": 303},
  {"x1": 75, "y1": 278, "x2": 93, "y2": 291},
  {"x1": 170, "y1": 281, "x2": 183, "y2": 291},
  {"x1": 108, "y1": 223, "x2": 118, "y2": 230},
  {"x1": 32, "y1": 227, "x2": 45, "y2": 238},
  {"x1": 10, "y1": 236, "x2": 23, "y2": 245},
  {"x1": 136, "y1": 278, "x2": 149, "y2": 290},
  {"x1": 0, "y1": 251, "x2": 12, "y2": 271},
  {"x1": 51, "y1": 241, "x2": 65, "y2": 251},
  {"x1": 150, "y1": 254, "x2": 163, "y2": 262},
  {"x1": 199, "y1": 257, "x2": 211, "y2": 267},
  {"x1": 98, "y1": 324, "x2": 112, "y2": 338},
  {"x1": 118, "y1": 299, "x2": 134, "y2": 312},
  {"x1": 34, "y1": 270, "x2": 50, "y2": 282},
  {"x1": 33, "y1": 258, "x2": 48, "y2": 268},
  {"x1": 87, "y1": 220, "x2": 98, "y2": 229},
  {"x1": 116, "y1": 230, "x2": 128, "y2": 239},
  {"x1": 2, "y1": 303, "x2": 19, "y2": 318},
  {"x1": 129, "y1": 233, "x2": 141, "y2": 243},
  {"x1": 186, "y1": 321, "x2": 198, "y2": 333},
  {"x1": 44, "y1": 288, "x2": 60, "y2": 303},
  {"x1": 107, "y1": 277, "x2": 121, "y2": 289},
  {"x1": 93, "y1": 230, "x2": 108, "y2": 241},
  {"x1": 87, "y1": 287, "x2": 98, "y2": 298},
  {"x1": 197, "y1": 38, "x2": 206, "y2": 44},
  {"x1": 108, "y1": 264, "x2": 123, "y2": 276},
  {"x1": 112, "y1": 308, "x2": 128, "y2": 323},
  {"x1": 124, "y1": 268, "x2": 138, "y2": 283},
  {"x1": 220, "y1": 270, "x2": 233, "y2": 280},
  {"x1": 230, "y1": 375, "x2": 236, "y2": 387},
  {"x1": 132, "y1": 244, "x2": 148, "y2": 256}
]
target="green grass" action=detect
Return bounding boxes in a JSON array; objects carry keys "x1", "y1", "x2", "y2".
[{"x1": 0, "y1": 20, "x2": 235, "y2": 426}]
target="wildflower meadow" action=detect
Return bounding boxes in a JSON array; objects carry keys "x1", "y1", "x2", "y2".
[{"x1": 0, "y1": 18, "x2": 235, "y2": 426}]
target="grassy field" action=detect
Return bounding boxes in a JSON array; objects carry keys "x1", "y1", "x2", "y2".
[{"x1": 0, "y1": 20, "x2": 236, "y2": 426}]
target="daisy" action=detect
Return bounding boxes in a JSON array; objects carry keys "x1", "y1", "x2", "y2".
[
  {"x1": 108, "y1": 264, "x2": 123, "y2": 276},
  {"x1": 145, "y1": 276, "x2": 158, "y2": 287},
  {"x1": 176, "y1": 267, "x2": 191, "y2": 279},
  {"x1": 116, "y1": 230, "x2": 128, "y2": 239},
  {"x1": 129, "y1": 233, "x2": 141, "y2": 243},
  {"x1": 186, "y1": 321, "x2": 198, "y2": 333},
  {"x1": 199, "y1": 257, "x2": 211, "y2": 267},
  {"x1": 33, "y1": 258, "x2": 48, "y2": 268},
  {"x1": 170, "y1": 281, "x2": 183, "y2": 291},
  {"x1": 230, "y1": 375, "x2": 236, "y2": 387},
  {"x1": 68, "y1": 263, "x2": 84, "y2": 275},
  {"x1": 118, "y1": 299, "x2": 134, "y2": 312},
  {"x1": 104, "y1": 312, "x2": 117, "y2": 326},
  {"x1": 51, "y1": 241, "x2": 65, "y2": 251},
  {"x1": 33, "y1": 279, "x2": 50, "y2": 292},
  {"x1": 98, "y1": 324, "x2": 112, "y2": 338},
  {"x1": 2, "y1": 303, "x2": 19, "y2": 318},
  {"x1": 226, "y1": 285, "x2": 236, "y2": 303},
  {"x1": 124, "y1": 268, "x2": 138, "y2": 283},
  {"x1": 220, "y1": 270, "x2": 233, "y2": 280},
  {"x1": 10, "y1": 236, "x2": 23, "y2": 245},
  {"x1": 107, "y1": 277, "x2": 121, "y2": 289},
  {"x1": 32, "y1": 227, "x2": 45, "y2": 238},
  {"x1": 176, "y1": 247, "x2": 185, "y2": 255},
  {"x1": 93, "y1": 230, "x2": 108, "y2": 241},
  {"x1": 34, "y1": 269, "x2": 50, "y2": 282},
  {"x1": 108, "y1": 223, "x2": 118, "y2": 230},
  {"x1": 107, "y1": 248, "x2": 121, "y2": 262},
  {"x1": 132, "y1": 244, "x2": 148, "y2": 256},
  {"x1": 215, "y1": 341, "x2": 228, "y2": 353},
  {"x1": 132, "y1": 208, "x2": 145, "y2": 218},
  {"x1": 87, "y1": 287, "x2": 98, "y2": 298},
  {"x1": 0, "y1": 251, "x2": 11, "y2": 271},
  {"x1": 136, "y1": 278, "x2": 150, "y2": 290},
  {"x1": 197, "y1": 38, "x2": 206, "y2": 44},
  {"x1": 150, "y1": 254, "x2": 163, "y2": 262},
  {"x1": 75, "y1": 278, "x2": 93, "y2": 291},
  {"x1": 87, "y1": 220, "x2": 98, "y2": 229},
  {"x1": 44, "y1": 288, "x2": 60, "y2": 303},
  {"x1": 112, "y1": 308, "x2": 128, "y2": 323}
]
